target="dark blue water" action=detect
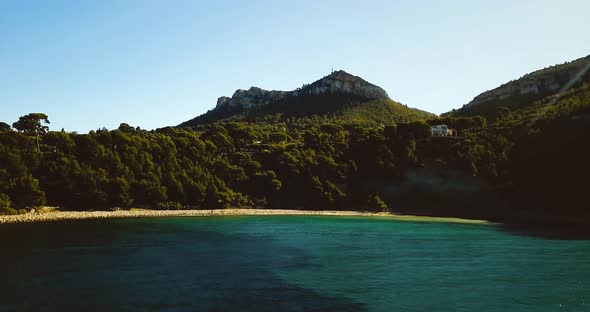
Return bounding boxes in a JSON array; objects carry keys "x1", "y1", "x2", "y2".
[{"x1": 0, "y1": 216, "x2": 588, "y2": 311}]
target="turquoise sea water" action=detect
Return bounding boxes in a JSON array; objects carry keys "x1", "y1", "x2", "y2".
[{"x1": 0, "y1": 216, "x2": 588, "y2": 311}]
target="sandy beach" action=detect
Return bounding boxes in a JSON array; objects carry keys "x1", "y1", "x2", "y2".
[{"x1": 0, "y1": 208, "x2": 490, "y2": 225}]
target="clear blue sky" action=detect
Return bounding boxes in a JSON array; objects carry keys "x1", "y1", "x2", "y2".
[{"x1": 1, "y1": 0, "x2": 589, "y2": 132}]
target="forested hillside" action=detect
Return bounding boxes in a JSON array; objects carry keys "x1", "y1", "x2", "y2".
[
  {"x1": 448, "y1": 55, "x2": 590, "y2": 120},
  {"x1": 179, "y1": 70, "x2": 433, "y2": 127},
  {"x1": 1, "y1": 83, "x2": 589, "y2": 224},
  {"x1": 2, "y1": 58, "x2": 590, "y2": 225},
  {"x1": 184, "y1": 95, "x2": 434, "y2": 127}
]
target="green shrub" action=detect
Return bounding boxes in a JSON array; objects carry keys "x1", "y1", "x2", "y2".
[
  {"x1": 0, "y1": 193, "x2": 11, "y2": 211},
  {"x1": 157, "y1": 201, "x2": 183, "y2": 210},
  {"x1": 368, "y1": 194, "x2": 390, "y2": 213},
  {"x1": 0, "y1": 207, "x2": 19, "y2": 215}
]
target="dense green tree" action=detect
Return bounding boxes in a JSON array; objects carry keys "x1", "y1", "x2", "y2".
[
  {"x1": 0, "y1": 122, "x2": 11, "y2": 131},
  {"x1": 131, "y1": 179, "x2": 167, "y2": 207},
  {"x1": 8, "y1": 175, "x2": 46, "y2": 209},
  {"x1": 0, "y1": 193, "x2": 15, "y2": 215},
  {"x1": 12, "y1": 113, "x2": 50, "y2": 152},
  {"x1": 107, "y1": 177, "x2": 133, "y2": 207},
  {"x1": 397, "y1": 121, "x2": 431, "y2": 140}
]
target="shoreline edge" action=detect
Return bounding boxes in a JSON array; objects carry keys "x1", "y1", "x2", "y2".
[{"x1": 0, "y1": 208, "x2": 491, "y2": 225}]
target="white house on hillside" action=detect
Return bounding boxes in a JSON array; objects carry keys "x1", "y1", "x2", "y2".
[{"x1": 431, "y1": 124, "x2": 456, "y2": 136}]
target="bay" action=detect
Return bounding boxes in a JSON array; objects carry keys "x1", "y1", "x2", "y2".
[{"x1": 0, "y1": 216, "x2": 588, "y2": 311}]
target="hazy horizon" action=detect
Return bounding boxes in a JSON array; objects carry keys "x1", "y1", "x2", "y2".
[{"x1": 2, "y1": 0, "x2": 590, "y2": 132}]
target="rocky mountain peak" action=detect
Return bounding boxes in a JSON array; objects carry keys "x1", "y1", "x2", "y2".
[
  {"x1": 214, "y1": 70, "x2": 389, "y2": 111},
  {"x1": 295, "y1": 70, "x2": 389, "y2": 99}
]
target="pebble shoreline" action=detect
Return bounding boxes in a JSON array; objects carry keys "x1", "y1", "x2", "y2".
[
  {"x1": 0, "y1": 208, "x2": 489, "y2": 224},
  {"x1": 0, "y1": 209, "x2": 381, "y2": 224}
]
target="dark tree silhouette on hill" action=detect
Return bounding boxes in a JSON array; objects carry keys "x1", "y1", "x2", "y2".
[{"x1": 12, "y1": 113, "x2": 50, "y2": 152}]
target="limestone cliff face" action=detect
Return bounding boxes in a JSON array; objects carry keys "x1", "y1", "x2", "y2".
[
  {"x1": 293, "y1": 70, "x2": 389, "y2": 99},
  {"x1": 465, "y1": 55, "x2": 590, "y2": 108},
  {"x1": 214, "y1": 70, "x2": 389, "y2": 111},
  {"x1": 215, "y1": 87, "x2": 288, "y2": 110}
]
